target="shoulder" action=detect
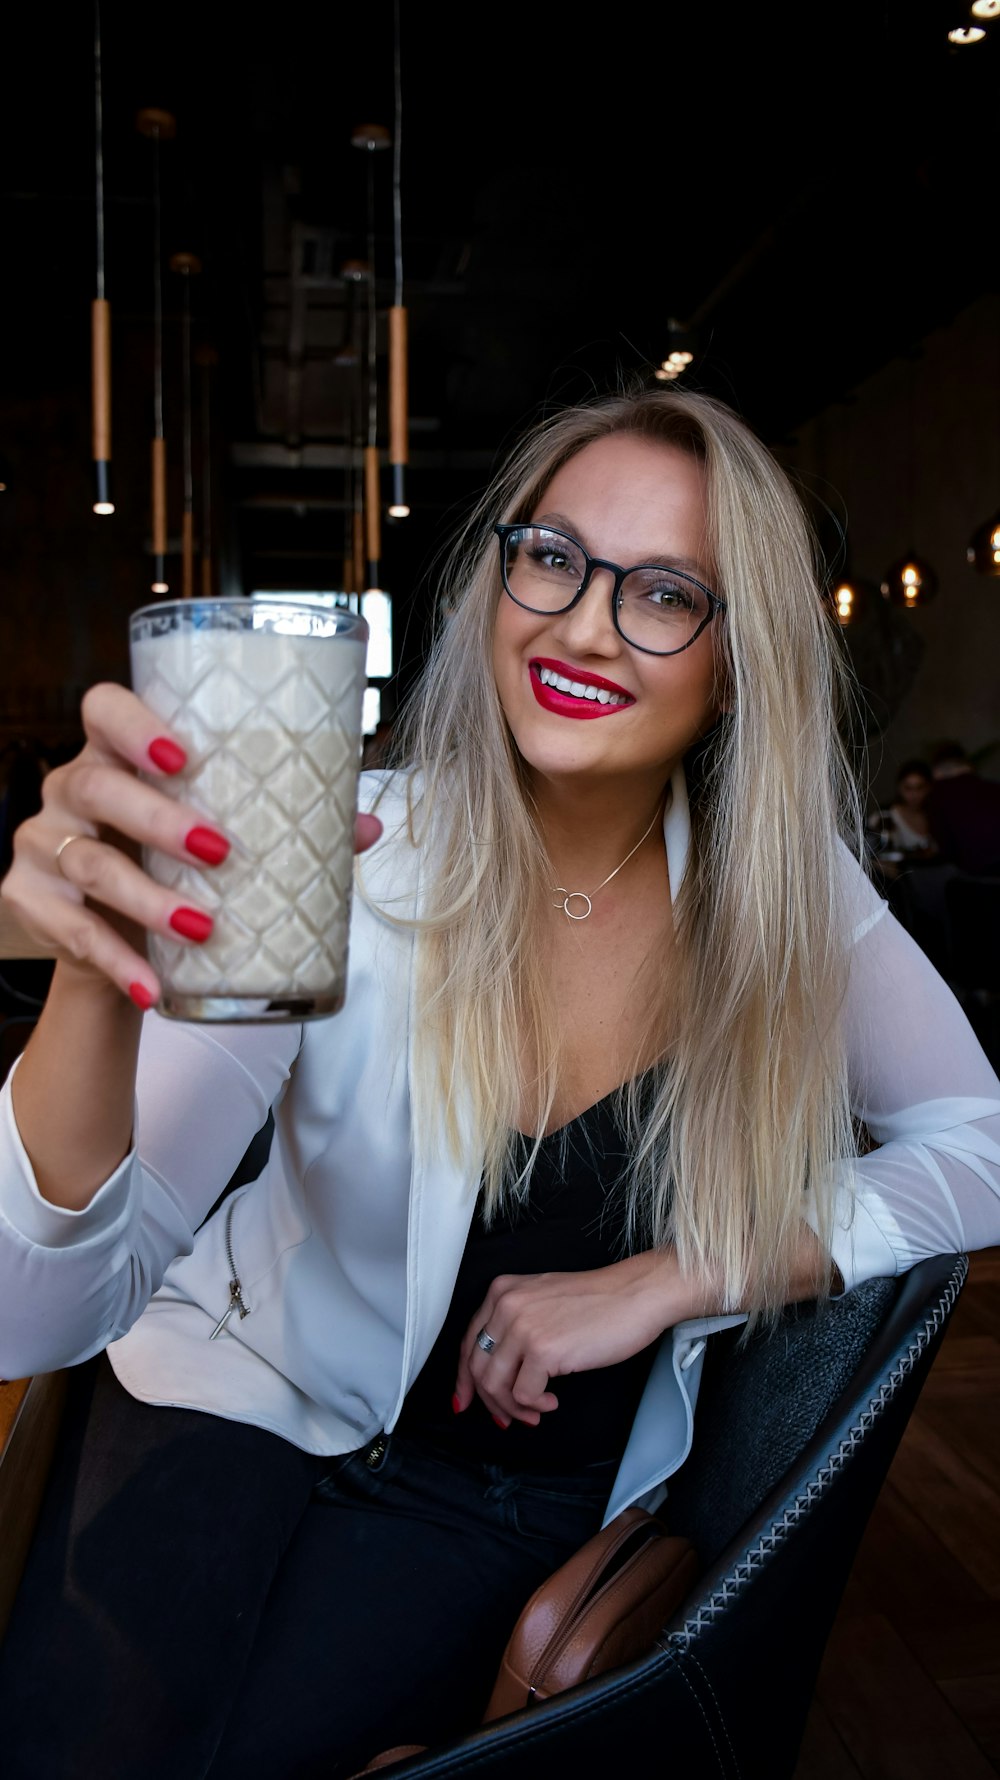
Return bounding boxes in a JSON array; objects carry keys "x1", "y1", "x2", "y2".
[{"x1": 834, "y1": 835, "x2": 889, "y2": 945}]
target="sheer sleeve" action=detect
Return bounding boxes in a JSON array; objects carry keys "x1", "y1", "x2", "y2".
[
  {"x1": 0, "y1": 1014, "x2": 300, "y2": 1376},
  {"x1": 805, "y1": 851, "x2": 1000, "y2": 1288}
]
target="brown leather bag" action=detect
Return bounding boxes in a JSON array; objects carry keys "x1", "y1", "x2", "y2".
[
  {"x1": 351, "y1": 1507, "x2": 698, "y2": 1774},
  {"x1": 482, "y1": 1505, "x2": 698, "y2": 1721}
]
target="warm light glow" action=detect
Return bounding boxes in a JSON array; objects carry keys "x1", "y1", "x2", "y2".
[
  {"x1": 151, "y1": 580, "x2": 169, "y2": 594},
  {"x1": 901, "y1": 564, "x2": 919, "y2": 585},
  {"x1": 948, "y1": 24, "x2": 985, "y2": 41},
  {"x1": 834, "y1": 584, "x2": 856, "y2": 623},
  {"x1": 971, "y1": 0, "x2": 1000, "y2": 14},
  {"x1": 0, "y1": 482, "x2": 7, "y2": 494},
  {"x1": 387, "y1": 503, "x2": 411, "y2": 518},
  {"x1": 93, "y1": 501, "x2": 115, "y2": 516},
  {"x1": 667, "y1": 350, "x2": 693, "y2": 367},
  {"x1": 654, "y1": 366, "x2": 680, "y2": 381},
  {"x1": 994, "y1": 549, "x2": 1000, "y2": 564},
  {"x1": 991, "y1": 526, "x2": 1000, "y2": 550}
]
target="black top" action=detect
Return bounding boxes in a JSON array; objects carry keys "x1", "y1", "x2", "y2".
[{"x1": 397, "y1": 1087, "x2": 662, "y2": 1474}]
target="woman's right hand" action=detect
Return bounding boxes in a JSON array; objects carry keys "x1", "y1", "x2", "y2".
[{"x1": 0, "y1": 683, "x2": 382, "y2": 1010}]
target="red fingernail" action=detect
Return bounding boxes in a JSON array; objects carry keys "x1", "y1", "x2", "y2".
[
  {"x1": 451, "y1": 1393, "x2": 463, "y2": 1415},
  {"x1": 148, "y1": 737, "x2": 187, "y2": 774},
  {"x1": 185, "y1": 825, "x2": 230, "y2": 865},
  {"x1": 129, "y1": 982, "x2": 156, "y2": 1011},
  {"x1": 491, "y1": 1415, "x2": 509, "y2": 1430},
  {"x1": 169, "y1": 906, "x2": 214, "y2": 942}
]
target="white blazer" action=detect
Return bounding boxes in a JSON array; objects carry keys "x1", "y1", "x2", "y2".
[{"x1": 1, "y1": 767, "x2": 998, "y2": 1525}]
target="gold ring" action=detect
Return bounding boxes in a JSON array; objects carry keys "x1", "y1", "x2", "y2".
[{"x1": 55, "y1": 834, "x2": 87, "y2": 874}]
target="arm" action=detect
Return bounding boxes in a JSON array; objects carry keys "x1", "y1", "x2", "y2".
[{"x1": 807, "y1": 868, "x2": 1000, "y2": 1289}]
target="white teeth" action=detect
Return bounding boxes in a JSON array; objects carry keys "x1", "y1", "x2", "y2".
[{"x1": 536, "y1": 666, "x2": 629, "y2": 707}]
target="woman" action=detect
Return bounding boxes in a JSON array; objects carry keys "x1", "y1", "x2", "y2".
[
  {"x1": 0, "y1": 387, "x2": 998, "y2": 1778},
  {"x1": 867, "y1": 757, "x2": 939, "y2": 875}
]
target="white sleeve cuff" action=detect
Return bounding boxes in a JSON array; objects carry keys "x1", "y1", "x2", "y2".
[{"x1": 0, "y1": 1062, "x2": 138, "y2": 1252}]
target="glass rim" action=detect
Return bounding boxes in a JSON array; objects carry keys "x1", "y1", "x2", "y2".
[{"x1": 129, "y1": 595, "x2": 369, "y2": 639}]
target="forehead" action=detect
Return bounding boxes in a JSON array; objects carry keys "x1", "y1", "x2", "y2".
[{"x1": 532, "y1": 434, "x2": 710, "y2": 564}]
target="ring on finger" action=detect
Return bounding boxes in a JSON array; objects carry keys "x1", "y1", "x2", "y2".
[
  {"x1": 476, "y1": 1326, "x2": 498, "y2": 1355},
  {"x1": 55, "y1": 834, "x2": 89, "y2": 875}
]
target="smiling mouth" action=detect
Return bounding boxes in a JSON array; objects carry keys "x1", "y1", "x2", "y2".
[{"x1": 531, "y1": 661, "x2": 634, "y2": 707}]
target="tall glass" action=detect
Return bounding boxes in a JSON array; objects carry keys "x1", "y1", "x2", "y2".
[{"x1": 129, "y1": 597, "x2": 369, "y2": 1022}]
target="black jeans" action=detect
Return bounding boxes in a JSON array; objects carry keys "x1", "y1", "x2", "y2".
[{"x1": 0, "y1": 1356, "x2": 615, "y2": 1779}]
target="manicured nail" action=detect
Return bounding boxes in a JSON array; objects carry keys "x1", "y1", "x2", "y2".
[
  {"x1": 128, "y1": 981, "x2": 156, "y2": 1011},
  {"x1": 185, "y1": 825, "x2": 230, "y2": 865},
  {"x1": 148, "y1": 737, "x2": 187, "y2": 774},
  {"x1": 491, "y1": 1415, "x2": 509, "y2": 1430},
  {"x1": 169, "y1": 906, "x2": 214, "y2": 942},
  {"x1": 451, "y1": 1393, "x2": 463, "y2": 1415}
]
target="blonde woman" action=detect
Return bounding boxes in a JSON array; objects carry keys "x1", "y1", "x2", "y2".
[{"x1": 0, "y1": 388, "x2": 997, "y2": 1779}]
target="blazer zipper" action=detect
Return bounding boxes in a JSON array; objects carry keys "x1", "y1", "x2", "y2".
[{"x1": 208, "y1": 1196, "x2": 253, "y2": 1340}]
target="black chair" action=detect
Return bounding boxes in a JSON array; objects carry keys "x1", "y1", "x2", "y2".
[
  {"x1": 943, "y1": 874, "x2": 1000, "y2": 1070},
  {"x1": 358, "y1": 1252, "x2": 967, "y2": 1780}
]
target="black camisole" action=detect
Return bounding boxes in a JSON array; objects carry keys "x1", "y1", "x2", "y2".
[{"x1": 397, "y1": 1087, "x2": 662, "y2": 1473}]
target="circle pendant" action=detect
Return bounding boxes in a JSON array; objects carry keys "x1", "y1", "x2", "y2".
[{"x1": 554, "y1": 890, "x2": 593, "y2": 920}]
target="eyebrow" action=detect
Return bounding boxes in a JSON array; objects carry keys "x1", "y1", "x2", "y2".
[{"x1": 533, "y1": 511, "x2": 714, "y2": 584}]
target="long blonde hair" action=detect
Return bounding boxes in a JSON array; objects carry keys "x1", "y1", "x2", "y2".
[{"x1": 367, "y1": 385, "x2": 864, "y2": 1318}]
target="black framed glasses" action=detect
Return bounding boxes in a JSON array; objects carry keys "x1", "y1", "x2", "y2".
[{"x1": 494, "y1": 523, "x2": 726, "y2": 656}]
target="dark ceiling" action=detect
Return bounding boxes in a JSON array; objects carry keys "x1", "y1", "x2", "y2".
[{"x1": 3, "y1": 0, "x2": 998, "y2": 680}]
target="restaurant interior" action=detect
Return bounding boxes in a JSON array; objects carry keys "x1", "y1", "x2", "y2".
[{"x1": 0, "y1": 2, "x2": 998, "y2": 1777}]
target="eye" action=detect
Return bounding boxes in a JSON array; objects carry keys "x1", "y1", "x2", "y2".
[
  {"x1": 524, "y1": 532, "x2": 583, "y2": 577},
  {"x1": 643, "y1": 578, "x2": 696, "y2": 611}
]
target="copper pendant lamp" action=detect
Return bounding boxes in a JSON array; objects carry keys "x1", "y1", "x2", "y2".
[
  {"x1": 92, "y1": 1, "x2": 113, "y2": 515},
  {"x1": 136, "y1": 106, "x2": 176, "y2": 594},
  {"x1": 170, "y1": 252, "x2": 201, "y2": 598}
]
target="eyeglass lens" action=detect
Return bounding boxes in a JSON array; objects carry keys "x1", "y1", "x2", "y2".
[{"x1": 502, "y1": 527, "x2": 713, "y2": 652}]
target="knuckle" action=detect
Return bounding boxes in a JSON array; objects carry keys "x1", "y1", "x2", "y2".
[
  {"x1": 64, "y1": 916, "x2": 98, "y2": 964},
  {"x1": 70, "y1": 762, "x2": 104, "y2": 821}
]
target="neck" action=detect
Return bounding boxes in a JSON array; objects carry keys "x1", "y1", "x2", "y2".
[{"x1": 529, "y1": 770, "x2": 671, "y2": 880}]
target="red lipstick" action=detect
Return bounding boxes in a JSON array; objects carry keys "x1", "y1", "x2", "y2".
[{"x1": 529, "y1": 659, "x2": 634, "y2": 721}]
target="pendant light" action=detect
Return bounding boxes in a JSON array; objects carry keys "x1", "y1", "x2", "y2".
[
  {"x1": 137, "y1": 107, "x2": 176, "y2": 594},
  {"x1": 882, "y1": 356, "x2": 938, "y2": 609},
  {"x1": 92, "y1": 1, "x2": 113, "y2": 515},
  {"x1": 351, "y1": 124, "x2": 390, "y2": 591},
  {"x1": 195, "y1": 343, "x2": 217, "y2": 596},
  {"x1": 387, "y1": 0, "x2": 409, "y2": 519},
  {"x1": 170, "y1": 252, "x2": 201, "y2": 598},
  {"x1": 966, "y1": 510, "x2": 1000, "y2": 577},
  {"x1": 828, "y1": 571, "x2": 878, "y2": 628}
]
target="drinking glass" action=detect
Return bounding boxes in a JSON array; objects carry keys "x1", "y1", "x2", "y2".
[{"x1": 129, "y1": 597, "x2": 369, "y2": 1021}]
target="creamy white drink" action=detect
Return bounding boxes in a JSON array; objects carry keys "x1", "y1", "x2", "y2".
[{"x1": 129, "y1": 600, "x2": 368, "y2": 1021}]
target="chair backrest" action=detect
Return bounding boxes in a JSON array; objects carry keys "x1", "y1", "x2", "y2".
[
  {"x1": 944, "y1": 873, "x2": 1000, "y2": 992},
  {"x1": 370, "y1": 1253, "x2": 966, "y2": 1780}
]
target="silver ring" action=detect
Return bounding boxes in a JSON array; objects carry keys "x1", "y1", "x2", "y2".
[
  {"x1": 475, "y1": 1327, "x2": 497, "y2": 1354},
  {"x1": 55, "y1": 834, "x2": 88, "y2": 875}
]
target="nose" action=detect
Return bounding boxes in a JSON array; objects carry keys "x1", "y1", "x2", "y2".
[{"x1": 550, "y1": 568, "x2": 622, "y2": 658}]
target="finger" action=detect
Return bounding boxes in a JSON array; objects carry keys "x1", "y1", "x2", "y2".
[
  {"x1": 354, "y1": 812, "x2": 383, "y2": 854},
  {"x1": 43, "y1": 763, "x2": 229, "y2": 870},
  {"x1": 453, "y1": 1349, "x2": 474, "y2": 1412},
  {"x1": 80, "y1": 682, "x2": 190, "y2": 777},
  {"x1": 466, "y1": 1349, "x2": 542, "y2": 1428},
  {"x1": 510, "y1": 1357, "x2": 559, "y2": 1415}
]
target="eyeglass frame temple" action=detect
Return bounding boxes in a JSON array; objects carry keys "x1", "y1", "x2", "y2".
[{"x1": 493, "y1": 522, "x2": 726, "y2": 658}]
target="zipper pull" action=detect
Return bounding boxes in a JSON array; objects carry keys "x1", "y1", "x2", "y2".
[{"x1": 209, "y1": 1278, "x2": 248, "y2": 1341}]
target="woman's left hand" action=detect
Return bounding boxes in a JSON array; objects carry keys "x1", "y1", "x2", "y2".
[{"x1": 453, "y1": 1251, "x2": 707, "y2": 1428}]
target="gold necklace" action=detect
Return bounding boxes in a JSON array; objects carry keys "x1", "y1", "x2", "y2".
[{"x1": 552, "y1": 803, "x2": 663, "y2": 921}]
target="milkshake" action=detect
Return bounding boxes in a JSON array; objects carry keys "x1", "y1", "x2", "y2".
[{"x1": 129, "y1": 599, "x2": 369, "y2": 1021}]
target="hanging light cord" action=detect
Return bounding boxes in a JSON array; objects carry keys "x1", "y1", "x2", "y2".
[
  {"x1": 152, "y1": 129, "x2": 163, "y2": 443},
  {"x1": 182, "y1": 277, "x2": 192, "y2": 511},
  {"x1": 393, "y1": 0, "x2": 403, "y2": 308},
  {"x1": 94, "y1": 1, "x2": 105, "y2": 300},
  {"x1": 366, "y1": 152, "x2": 377, "y2": 450}
]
